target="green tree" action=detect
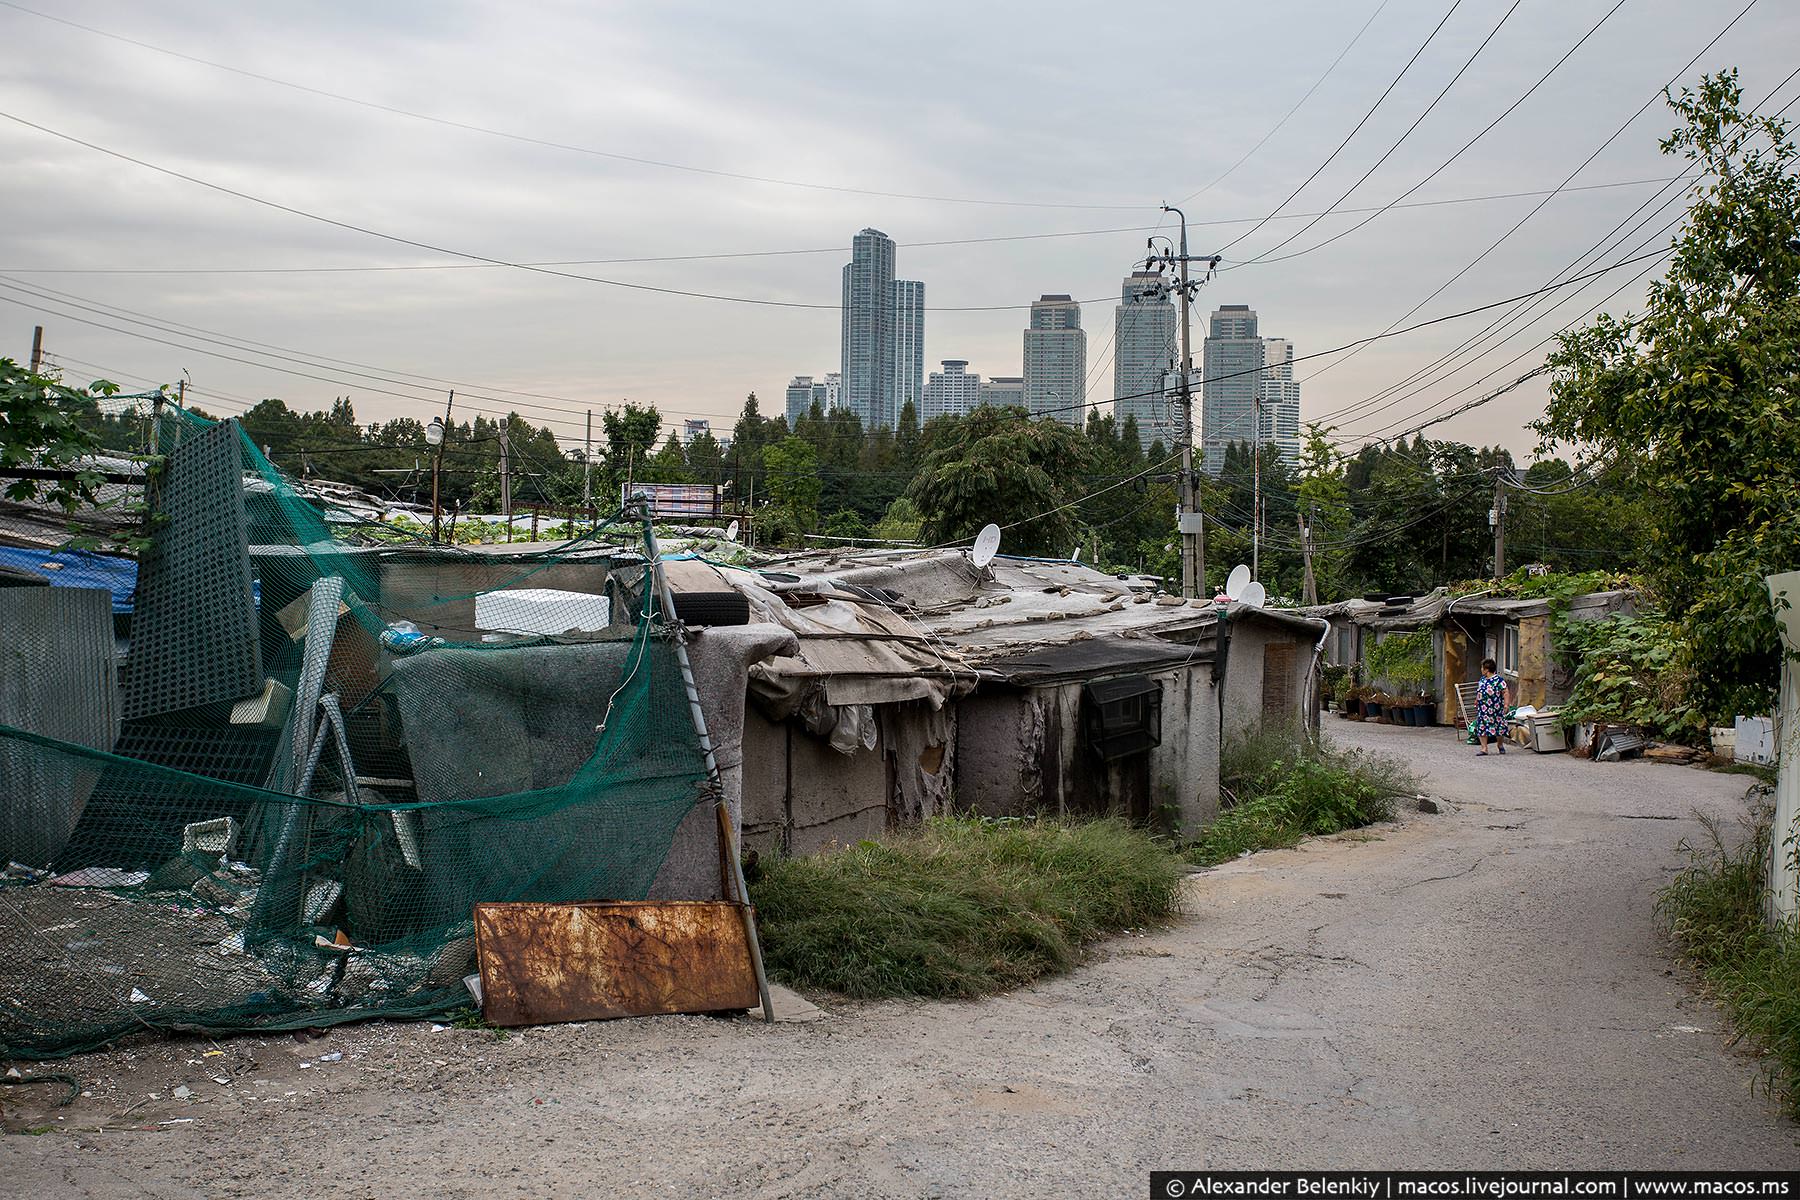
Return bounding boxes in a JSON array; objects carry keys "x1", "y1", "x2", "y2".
[
  {"x1": 1296, "y1": 424, "x2": 1350, "y2": 600},
  {"x1": 0, "y1": 357, "x2": 116, "y2": 510},
  {"x1": 907, "y1": 406, "x2": 1094, "y2": 556},
  {"x1": 763, "y1": 435, "x2": 823, "y2": 534},
  {"x1": 1536, "y1": 71, "x2": 1800, "y2": 717}
]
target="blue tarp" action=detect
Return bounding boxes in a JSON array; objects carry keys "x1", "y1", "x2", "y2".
[{"x1": 0, "y1": 546, "x2": 138, "y2": 613}]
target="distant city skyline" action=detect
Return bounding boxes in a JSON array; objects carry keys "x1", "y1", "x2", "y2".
[{"x1": 13, "y1": 3, "x2": 1790, "y2": 463}]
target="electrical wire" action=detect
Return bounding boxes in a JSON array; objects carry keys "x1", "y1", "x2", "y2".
[
  {"x1": 0, "y1": 0, "x2": 1151, "y2": 213},
  {"x1": 0, "y1": 109, "x2": 1124, "y2": 313},
  {"x1": 1212, "y1": 0, "x2": 1466, "y2": 259},
  {"x1": 1175, "y1": 0, "x2": 1392, "y2": 205}
]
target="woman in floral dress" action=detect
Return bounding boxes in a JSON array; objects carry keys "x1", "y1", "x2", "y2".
[{"x1": 1474, "y1": 657, "x2": 1510, "y2": 756}]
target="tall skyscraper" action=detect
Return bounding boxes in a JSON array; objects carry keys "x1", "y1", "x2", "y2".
[
  {"x1": 785, "y1": 375, "x2": 816, "y2": 425},
  {"x1": 1113, "y1": 271, "x2": 1177, "y2": 449},
  {"x1": 980, "y1": 376, "x2": 1024, "y2": 409},
  {"x1": 818, "y1": 372, "x2": 841, "y2": 412},
  {"x1": 891, "y1": 279, "x2": 925, "y2": 425},
  {"x1": 837, "y1": 229, "x2": 924, "y2": 432},
  {"x1": 1261, "y1": 337, "x2": 1302, "y2": 467},
  {"x1": 681, "y1": 418, "x2": 711, "y2": 445},
  {"x1": 1023, "y1": 295, "x2": 1086, "y2": 425},
  {"x1": 923, "y1": 359, "x2": 982, "y2": 421},
  {"x1": 1201, "y1": 304, "x2": 1262, "y2": 475},
  {"x1": 840, "y1": 229, "x2": 896, "y2": 430}
]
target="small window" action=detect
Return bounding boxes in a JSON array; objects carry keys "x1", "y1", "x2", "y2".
[
  {"x1": 1082, "y1": 675, "x2": 1162, "y2": 760},
  {"x1": 1501, "y1": 625, "x2": 1520, "y2": 675}
]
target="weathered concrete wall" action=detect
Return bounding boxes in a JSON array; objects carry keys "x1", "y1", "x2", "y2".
[
  {"x1": 1150, "y1": 666, "x2": 1222, "y2": 837},
  {"x1": 1220, "y1": 620, "x2": 1317, "y2": 744},
  {"x1": 954, "y1": 692, "x2": 1045, "y2": 818}
]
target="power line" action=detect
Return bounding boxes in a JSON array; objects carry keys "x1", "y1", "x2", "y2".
[
  {"x1": 0, "y1": 0, "x2": 1150, "y2": 213},
  {"x1": 1175, "y1": 0, "x2": 1393, "y2": 205},
  {"x1": 0, "y1": 176, "x2": 1684, "y2": 277},
  {"x1": 1231, "y1": 0, "x2": 1627, "y2": 269},
  {"x1": 1299, "y1": 0, "x2": 1765, "y2": 405},
  {"x1": 1027, "y1": 243, "x2": 1669, "y2": 422},
  {"x1": 1317, "y1": 54, "x2": 1796, "y2": 444},
  {"x1": 1212, "y1": 0, "x2": 1467, "y2": 259},
  {"x1": 0, "y1": 109, "x2": 1125, "y2": 314}
]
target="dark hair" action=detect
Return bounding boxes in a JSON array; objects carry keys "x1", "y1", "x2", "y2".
[{"x1": 1481, "y1": 657, "x2": 1498, "y2": 673}]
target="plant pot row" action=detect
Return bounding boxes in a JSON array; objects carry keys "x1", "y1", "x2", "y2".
[{"x1": 1333, "y1": 696, "x2": 1437, "y2": 726}]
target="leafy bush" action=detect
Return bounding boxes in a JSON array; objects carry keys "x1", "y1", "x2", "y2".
[
  {"x1": 748, "y1": 816, "x2": 1184, "y2": 999},
  {"x1": 1188, "y1": 732, "x2": 1419, "y2": 866},
  {"x1": 1365, "y1": 628, "x2": 1434, "y2": 696},
  {"x1": 1558, "y1": 612, "x2": 1705, "y2": 740},
  {"x1": 1658, "y1": 790, "x2": 1800, "y2": 1115}
]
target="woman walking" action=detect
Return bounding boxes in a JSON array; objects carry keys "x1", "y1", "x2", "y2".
[{"x1": 1474, "y1": 657, "x2": 1510, "y2": 756}]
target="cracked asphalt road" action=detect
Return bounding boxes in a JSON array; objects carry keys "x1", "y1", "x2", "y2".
[{"x1": 5, "y1": 721, "x2": 1796, "y2": 1196}]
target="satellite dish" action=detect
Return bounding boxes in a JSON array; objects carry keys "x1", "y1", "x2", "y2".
[
  {"x1": 1240, "y1": 580, "x2": 1267, "y2": 608},
  {"x1": 1225, "y1": 563, "x2": 1251, "y2": 599},
  {"x1": 726, "y1": 519, "x2": 740, "y2": 541},
  {"x1": 970, "y1": 523, "x2": 1001, "y2": 569}
]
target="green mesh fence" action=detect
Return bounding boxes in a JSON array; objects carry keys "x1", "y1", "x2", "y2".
[{"x1": 0, "y1": 408, "x2": 711, "y2": 1057}]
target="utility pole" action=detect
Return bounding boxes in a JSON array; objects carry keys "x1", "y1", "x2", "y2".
[
  {"x1": 28, "y1": 325, "x2": 43, "y2": 374},
  {"x1": 1491, "y1": 471, "x2": 1508, "y2": 579},
  {"x1": 1153, "y1": 207, "x2": 1220, "y2": 599},
  {"x1": 498, "y1": 424, "x2": 512, "y2": 542},
  {"x1": 1300, "y1": 507, "x2": 1318, "y2": 606},
  {"x1": 1251, "y1": 393, "x2": 1263, "y2": 581},
  {"x1": 582, "y1": 408, "x2": 593, "y2": 517}
]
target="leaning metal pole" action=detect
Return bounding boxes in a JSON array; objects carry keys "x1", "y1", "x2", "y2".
[{"x1": 637, "y1": 504, "x2": 775, "y2": 1023}]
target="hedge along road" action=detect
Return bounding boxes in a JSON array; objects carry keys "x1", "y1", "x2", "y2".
[{"x1": 5, "y1": 721, "x2": 1797, "y2": 1197}]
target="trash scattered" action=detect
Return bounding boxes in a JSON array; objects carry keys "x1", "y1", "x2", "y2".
[
  {"x1": 318, "y1": 1051, "x2": 342, "y2": 1062},
  {"x1": 172, "y1": 1085, "x2": 192, "y2": 1100},
  {"x1": 180, "y1": 816, "x2": 239, "y2": 858},
  {"x1": 128, "y1": 988, "x2": 151, "y2": 1004}
]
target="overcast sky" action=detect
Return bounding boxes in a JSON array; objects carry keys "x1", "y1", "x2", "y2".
[{"x1": 3, "y1": 0, "x2": 1794, "y2": 458}]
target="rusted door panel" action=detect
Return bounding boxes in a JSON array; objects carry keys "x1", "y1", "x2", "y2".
[{"x1": 473, "y1": 900, "x2": 760, "y2": 1026}]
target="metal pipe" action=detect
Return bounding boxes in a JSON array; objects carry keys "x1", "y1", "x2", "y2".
[{"x1": 639, "y1": 507, "x2": 775, "y2": 1023}]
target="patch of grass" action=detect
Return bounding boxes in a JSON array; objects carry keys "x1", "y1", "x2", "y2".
[
  {"x1": 1658, "y1": 789, "x2": 1800, "y2": 1116},
  {"x1": 747, "y1": 816, "x2": 1185, "y2": 999},
  {"x1": 1186, "y1": 730, "x2": 1419, "y2": 867},
  {"x1": 1707, "y1": 760, "x2": 1778, "y2": 786}
]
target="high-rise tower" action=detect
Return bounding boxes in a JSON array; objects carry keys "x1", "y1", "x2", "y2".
[
  {"x1": 1023, "y1": 295, "x2": 1086, "y2": 425},
  {"x1": 1113, "y1": 271, "x2": 1177, "y2": 448}
]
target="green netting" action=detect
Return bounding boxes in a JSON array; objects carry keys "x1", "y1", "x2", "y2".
[{"x1": 1, "y1": 408, "x2": 711, "y2": 1057}]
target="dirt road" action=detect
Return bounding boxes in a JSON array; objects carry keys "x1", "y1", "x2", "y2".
[{"x1": 5, "y1": 721, "x2": 1796, "y2": 1196}]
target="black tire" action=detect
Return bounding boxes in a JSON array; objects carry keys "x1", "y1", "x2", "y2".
[{"x1": 673, "y1": 590, "x2": 750, "y2": 626}]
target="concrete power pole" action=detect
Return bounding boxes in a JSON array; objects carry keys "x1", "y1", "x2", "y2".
[
  {"x1": 1491, "y1": 472, "x2": 1508, "y2": 580},
  {"x1": 1160, "y1": 205, "x2": 1215, "y2": 600},
  {"x1": 500, "y1": 420, "x2": 514, "y2": 536},
  {"x1": 1300, "y1": 507, "x2": 1318, "y2": 606},
  {"x1": 582, "y1": 409, "x2": 593, "y2": 517},
  {"x1": 29, "y1": 325, "x2": 44, "y2": 374}
]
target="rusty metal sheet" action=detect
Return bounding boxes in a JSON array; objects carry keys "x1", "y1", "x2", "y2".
[{"x1": 472, "y1": 900, "x2": 759, "y2": 1026}]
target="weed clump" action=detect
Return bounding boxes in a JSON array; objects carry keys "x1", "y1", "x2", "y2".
[
  {"x1": 1186, "y1": 730, "x2": 1418, "y2": 867},
  {"x1": 748, "y1": 817, "x2": 1184, "y2": 999},
  {"x1": 1658, "y1": 790, "x2": 1800, "y2": 1116}
]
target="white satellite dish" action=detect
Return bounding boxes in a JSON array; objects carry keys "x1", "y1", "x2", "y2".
[
  {"x1": 726, "y1": 519, "x2": 740, "y2": 541},
  {"x1": 1225, "y1": 563, "x2": 1251, "y2": 599},
  {"x1": 970, "y1": 523, "x2": 1002, "y2": 569},
  {"x1": 1240, "y1": 580, "x2": 1267, "y2": 608}
]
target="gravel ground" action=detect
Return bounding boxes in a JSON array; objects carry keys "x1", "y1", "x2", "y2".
[{"x1": 4, "y1": 720, "x2": 1796, "y2": 1196}]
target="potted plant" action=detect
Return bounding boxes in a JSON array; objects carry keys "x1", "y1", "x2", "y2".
[
  {"x1": 1414, "y1": 692, "x2": 1437, "y2": 726},
  {"x1": 1365, "y1": 690, "x2": 1385, "y2": 722},
  {"x1": 1342, "y1": 684, "x2": 1363, "y2": 719}
]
